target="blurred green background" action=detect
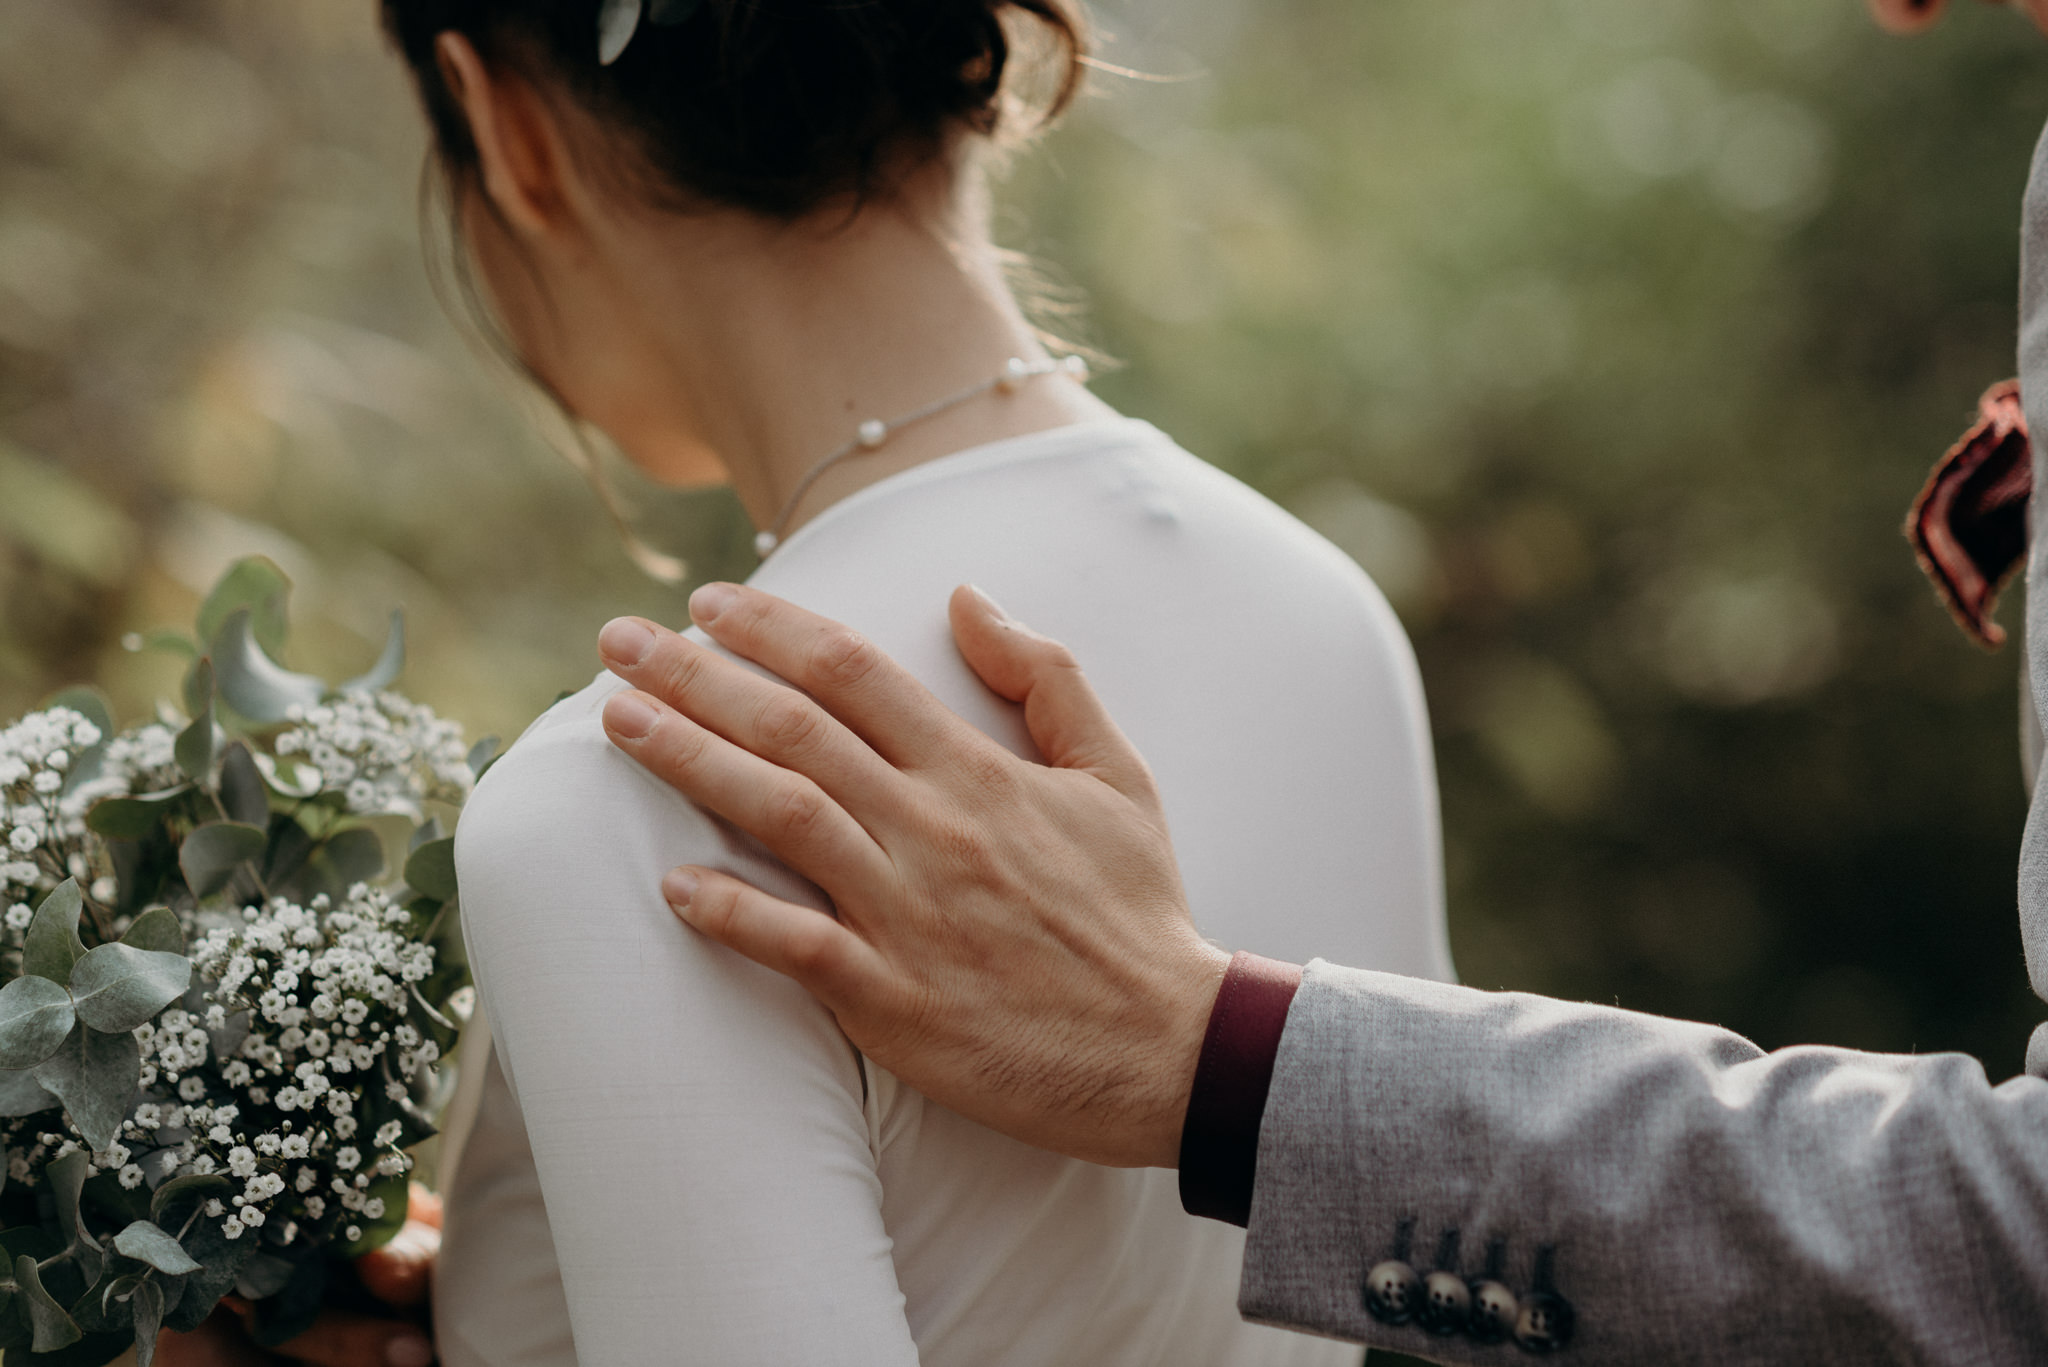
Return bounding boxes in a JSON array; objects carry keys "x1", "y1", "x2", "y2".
[{"x1": 2, "y1": 0, "x2": 2046, "y2": 1084}]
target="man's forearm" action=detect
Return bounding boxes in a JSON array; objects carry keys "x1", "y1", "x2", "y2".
[{"x1": 1239, "y1": 962, "x2": 2048, "y2": 1363}]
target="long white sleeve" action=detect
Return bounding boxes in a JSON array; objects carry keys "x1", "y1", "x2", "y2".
[{"x1": 453, "y1": 681, "x2": 921, "y2": 1366}]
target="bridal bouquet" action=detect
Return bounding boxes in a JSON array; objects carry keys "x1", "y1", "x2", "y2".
[{"x1": 0, "y1": 559, "x2": 485, "y2": 1365}]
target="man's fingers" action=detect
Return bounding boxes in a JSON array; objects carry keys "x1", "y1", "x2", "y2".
[
  {"x1": 947, "y1": 586, "x2": 1160, "y2": 804},
  {"x1": 599, "y1": 617, "x2": 907, "y2": 813},
  {"x1": 685, "y1": 584, "x2": 977, "y2": 767},
  {"x1": 603, "y1": 689, "x2": 890, "y2": 890},
  {"x1": 667, "y1": 865, "x2": 890, "y2": 1011}
]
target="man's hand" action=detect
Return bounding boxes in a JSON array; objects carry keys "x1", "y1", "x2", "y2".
[
  {"x1": 1865, "y1": 0, "x2": 2048, "y2": 36},
  {"x1": 596, "y1": 585, "x2": 1229, "y2": 1168},
  {"x1": 157, "y1": 1189, "x2": 440, "y2": 1366}
]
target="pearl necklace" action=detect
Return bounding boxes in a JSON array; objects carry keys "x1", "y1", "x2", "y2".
[{"x1": 753, "y1": 354, "x2": 1089, "y2": 558}]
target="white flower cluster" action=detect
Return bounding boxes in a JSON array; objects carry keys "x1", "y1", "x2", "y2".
[
  {"x1": 275, "y1": 693, "x2": 471, "y2": 820},
  {"x1": 0, "y1": 707, "x2": 106, "y2": 909},
  {"x1": 2, "y1": 709, "x2": 185, "y2": 920},
  {"x1": 28, "y1": 884, "x2": 448, "y2": 1248}
]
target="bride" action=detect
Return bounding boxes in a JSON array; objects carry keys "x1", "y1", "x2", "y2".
[{"x1": 377, "y1": 0, "x2": 1454, "y2": 1361}]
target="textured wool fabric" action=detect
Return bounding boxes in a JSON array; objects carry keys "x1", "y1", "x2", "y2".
[
  {"x1": 1232, "y1": 119, "x2": 2048, "y2": 1367},
  {"x1": 439, "y1": 419, "x2": 1452, "y2": 1365}
]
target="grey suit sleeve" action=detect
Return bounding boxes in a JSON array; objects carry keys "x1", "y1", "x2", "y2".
[{"x1": 1237, "y1": 960, "x2": 2048, "y2": 1364}]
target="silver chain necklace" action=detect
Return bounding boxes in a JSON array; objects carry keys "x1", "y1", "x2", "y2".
[{"x1": 753, "y1": 353, "x2": 1089, "y2": 558}]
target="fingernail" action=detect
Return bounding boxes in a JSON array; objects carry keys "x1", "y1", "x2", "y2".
[
  {"x1": 386, "y1": 1334, "x2": 435, "y2": 1367},
  {"x1": 691, "y1": 582, "x2": 738, "y2": 624},
  {"x1": 664, "y1": 867, "x2": 700, "y2": 912},
  {"x1": 603, "y1": 691, "x2": 660, "y2": 741},
  {"x1": 599, "y1": 617, "x2": 656, "y2": 667},
  {"x1": 964, "y1": 584, "x2": 1013, "y2": 623}
]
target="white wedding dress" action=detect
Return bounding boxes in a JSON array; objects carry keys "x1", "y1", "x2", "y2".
[{"x1": 437, "y1": 419, "x2": 1453, "y2": 1365}]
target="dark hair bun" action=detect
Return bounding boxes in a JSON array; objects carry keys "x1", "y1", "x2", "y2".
[{"x1": 381, "y1": 0, "x2": 1090, "y2": 217}]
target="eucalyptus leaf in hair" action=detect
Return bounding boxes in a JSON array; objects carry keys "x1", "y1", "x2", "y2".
[{"x1": 597, "y1": 0, "x2": 643, "y2": 66}]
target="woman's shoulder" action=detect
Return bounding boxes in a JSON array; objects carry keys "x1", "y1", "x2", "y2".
[
  {"x1": 452, "y1": 669, "x2": 824, "y2": 925},
  {"x1": 454, "y1": 671, "x2": 699, "y2": 886}
]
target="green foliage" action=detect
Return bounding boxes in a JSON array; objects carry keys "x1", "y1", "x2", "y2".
[
  {"x1": 15, "y1": 1255, "x2": 82, "y2": 1353},
  {"x1": 22, "y1": 884, "x2": 85, "y2": 985},
  {"x1": 33, "y1": 1025, "x2": 141, "y2": 1154},
  {"x1": 0, "y1": 1068, "x2": 57, "y2": 1119},
  {"x1": 0, "y1": 978, "x2": 77, "y2": 1072},
  {"x1": 217, "y1": 743, "x2": 268, "y2": 828},
  {"x1": 118, "y1": 909, "x2": 185, "y2": 958},
  {"x1": 0, "y1": 556, "x2": 473, "y2": 1366},
  {"x1": 85, "y1": 790, "x2": 194, "y2": 843},
  {"x1": 67, "y1": 944, "x2": 191, "y2": 1034},
  {"x1": 111, "y1": 1224, "x2": 201, "y2": 1278},
  {"x1": 173, "y1": 662, "x2": 216, "y2": 786},
  {"x1": 196, "y1": 558, "x2": 292, "y2": 661},
  {"x1": 404, "y1": 838, "x2": 458, "y2": 903},
  {"x1": 210, "y1": 610, "x2": 324, "y2": 726},
  {"x1": 176, "y1": 823, "x2": 266, "y2": 900},
  {"x1": 340, "y1": 611, "x2": 407, "y2": 696}
]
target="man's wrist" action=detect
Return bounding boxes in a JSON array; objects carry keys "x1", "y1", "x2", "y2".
[{"x1": 1176, "y1": 951, "x2": 1304, "y2": 1226}]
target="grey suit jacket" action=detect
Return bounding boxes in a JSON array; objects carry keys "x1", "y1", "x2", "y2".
[{"x1": 1234, "y1": 124, "x2": 2048, "y2": 1364}]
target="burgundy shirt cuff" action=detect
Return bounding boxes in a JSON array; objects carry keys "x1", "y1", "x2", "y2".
[{"x1": 1177, "y1": 951, "x2": 1304, "y2": 1227}]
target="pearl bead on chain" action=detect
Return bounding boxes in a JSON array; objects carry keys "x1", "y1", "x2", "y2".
[{"x1": 753, "y1": 354, "x2": 1089, "y2": 559}]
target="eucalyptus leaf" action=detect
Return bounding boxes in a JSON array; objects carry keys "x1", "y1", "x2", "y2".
[
  {"x1": 174, "y1": 662, "x2": 215, "y2": 785},
  {"x1": 95, "y1": 1272, "x2": 140, "y2": 1321},
  {"x1": 218, "y1": 743, "x2": 268, "y2": 827},
  {"x1": 131, "y1": 1278, "x2": 163, "y2": 1367},
  {"x1": 320, "y1": 827, "x2": 386, "y2": 888},
  {"x1": 338, "y1": 610, "x2": 406, "y2": 695},
  {"x1": 245, "y1": 1255, "x2": 326, "y2": 1350},
  {"x1": 404, "y1": 837, "x2": 458, "y2": 903},
  {"x1": 47, "y1": 1150, "x2": 95, "y2": 1256},
  {"x1": 0, "y1": 1289, "x2": 28, "y2": 1352},
  {"x1": 0, "y1": 977, "x2": 77, "y2": 1071},
  {"x1": 112, "y1": 1223, "x2": 200, "y2": 1277},
  {"x1": 195, "y1": 557, "x2": 291, "y2": 659},
  {"x1": 179, "y1": 656, "x2": 210, "y2": 723},
  {"x1": 251, "y1": 752, "x2": 322, "y2": 800},
  {"x1": 210, "y1": 610, "x2": 324, "y2": 725},
  {"x1": 160, "y1": 1213, "x2": 254, "y2": 1333},
  {"x1": 119, "y1": 907, "x2": 185, "y2": 957},
  {"x1": 468, "y1": 734, "x2": 503, "y2": 782},
  {"x1": 13, "y1": 1255, "x2": 80, "y2": 1353},
  {"x1": 68, "y1": 943, "x2": 191, "y2": 1034},
  {"x1": 178, "y1": 822, "x2": 267, "y2": 900},
  {"x1": 0, "y1": 1067, "x2": 56, "y2": 1118},
  {"x1": 233, "y1": 1252, "x2": 295, "y2": 1300},
  {"x1": 410, "y1": 815, "x2": 445, "y2": 851},
  {"x1": 22, "y1": 880, "x2": 86, "y2": 984},
  {"x1": 86, "y1": 787, "x2": 194, "y2": 841},
  {"x1": 33, "y1": 1025, "x2": 141, "y2": 1154},
  {"x1": 597, "y1": 0, "x2": 642, "y2": 65},
  {"x1": 149, "y1": 1174, "x2": 230, "y2": 1225}
]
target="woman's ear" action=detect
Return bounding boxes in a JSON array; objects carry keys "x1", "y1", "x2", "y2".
[{"x1": 434, "y1": 32, "x2": 579, "y2": 239}]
